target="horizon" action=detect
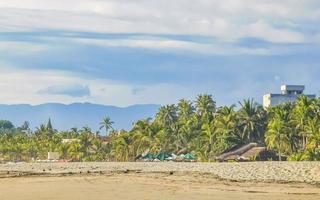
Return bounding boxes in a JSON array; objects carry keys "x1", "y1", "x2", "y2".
[
  {"x1": 0, "y1": 83, "x2": 317, "y2": 108},
  {"x1": 1, "y1": 1, "x2": 320, "y2": 107}
]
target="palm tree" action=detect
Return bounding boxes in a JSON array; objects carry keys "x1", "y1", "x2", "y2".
[
  {"x1": 178, "y1": 99, "x2": 195, "y2": 122},
  {"x1": 100, "y1": 116, "x2": 114, "y2": 135},
  {"x1": 215, "y1": 105, "x2": 242, "y2": 148},
  {"x1": 195, "y1": 94, "x2": 216, "y2": 122},
  {"x1": 268, "y1": 103, "x2": 297, "y2": 153},
  {"x1": 68, "y1": 142, "x2": 83, "y2": 161},
  {"x1": 293, "y1": 96, "x2": 314, "y2": 150},
  {"x1": 112, "y1": 134, "x2": 132, "y2": 161},
  {"x1": 69, "y1": 127, "x2": 79, "y2": 138},
  {"x1": 305, "y1": 118, "x2": 320, "y2": 149},
  {"x1": 266, "y1": 112, "x2": 291, "y2": 161},
  {"x1": 130, "y1": 119, "x2": 154, "y2": 156},
  {"x1": 201, "y1": 120, "x2": 218, "y2": 161},
  {"x1": 238, "y1": 99, "x2": 265, "y2": 143},
  {"x1": 155, "y1": 105, "x2": 178, "y2": 128},
  {"x1": 79, "y1": 126, "x2": 94, "y2": 157}
]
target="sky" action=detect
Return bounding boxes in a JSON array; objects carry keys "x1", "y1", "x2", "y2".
[{"x1": 0, "y1": 0, "x2": 320, "y2": 107}]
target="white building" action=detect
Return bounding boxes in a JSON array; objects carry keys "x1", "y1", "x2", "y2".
[{"x1": 263, "y1": 85, "x2": 316, "y2": 108}]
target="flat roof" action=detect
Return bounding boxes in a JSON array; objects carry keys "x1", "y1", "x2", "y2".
[{"x1": 281, "y1": 85, "x2": 305, "y2": 91}]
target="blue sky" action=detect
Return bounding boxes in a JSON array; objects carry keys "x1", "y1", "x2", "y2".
[{"x1": 0, "y1": 0, "x2": 320, "y2": 107}]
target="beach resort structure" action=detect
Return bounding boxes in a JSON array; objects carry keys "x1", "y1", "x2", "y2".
[
  {"x1": 215, "y1": 143, "x2": 277, "y2": 162},
  {"x1": 263, "y1": 85, "x2": 316, "y2": 108}
]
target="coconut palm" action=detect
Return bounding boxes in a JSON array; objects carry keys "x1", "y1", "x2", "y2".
[
  {"x1": 238, "y1": 99, "x2": 266, "y2": 143},
  {"x1": 266, "y1": 113, "x2": 291, "y2": 161},
  {"x1": 201, "y1": 120, "x2": 218, "y2": 160},
  {"x1": 99, "y1": 116, "x2": 114, "y2": 136},
  {"x1": 155, "y1": 105, "x2": 178, "y2": 128},
  {"x1": 68, "y1": 142, "x2": 83, "y2": 161},
  {"x1": 215, "y1": 106, "x2": 242, "y2": 149},
  {"x1": 293, "y1": 96, "x2": 315, "y2": 150},
  {"x1": 112, "y1": 134, "x2": 131, "y2": 161},
  {"x1": 305, "y1": 118, "x2": 320, "y2": 149},
  {"x1": 195, "y1": 94, "x2": 216, "y2": 122},
  {"x1": 178, "y1": 99, "x2": 195, "y2": 122}
]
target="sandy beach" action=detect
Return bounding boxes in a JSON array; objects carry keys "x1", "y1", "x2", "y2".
[{"x1": 1, "y1": 162, "x2": 320, "y2": 200}]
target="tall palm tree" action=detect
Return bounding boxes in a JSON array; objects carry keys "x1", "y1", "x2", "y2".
[
  {"x1": 100, "y1": 116, "x2": 114, "y2": 135},
  {"x1": 266, "y1": 116, "x2": 290, "y2": 161},
  {"x1": 155, "y1": 105, "x2": 178, "y2": 128},
  {"x1": 178, "y1": 99, "x2": 195, "y2": 122},
  {"x1": 79, "y1": 126, "x2": 94, "y2": 157},
  {"x1": 268, "y1": 103, "x2": 298, "y2": 152},
  {"x1": 215, "y1": 105, "x2": 242, "y2": 148},
  {"x1": 293, "y1": 96, "x2": 314, "y2": 150},
  {"x1": 130, "y1": 119, "x2": 153, "y2": 156},
  {"x1": 238, "y1": 99, "x2": 265, "y2": 143},
  {"x1": 195, "y1": 94, "x2": 216, "y2": 122},
  {"x1": 201, "y1": 120, "x2": 218, "y2": 161}
]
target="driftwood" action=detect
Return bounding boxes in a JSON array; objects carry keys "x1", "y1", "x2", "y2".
[{"x1": 216, "y1": 143, "x2": 258, "y2": 161}]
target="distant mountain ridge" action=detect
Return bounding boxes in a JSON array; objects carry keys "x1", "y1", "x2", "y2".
[{"x1": 0, "y1": 103, "x2": 161, "y2": 132}]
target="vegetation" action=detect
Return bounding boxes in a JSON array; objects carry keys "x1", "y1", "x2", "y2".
[{"x1": 0, "y1": 95, "x2": 320, "y2": 162}]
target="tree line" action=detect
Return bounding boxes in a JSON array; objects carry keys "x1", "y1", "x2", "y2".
[{"x1": 0, "y1": 94, "x2": 319, "y2": 162}]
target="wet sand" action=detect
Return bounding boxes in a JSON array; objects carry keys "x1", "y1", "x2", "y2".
[{"x1": 0, "y1": 173, "x2": 319, "y2": 200}]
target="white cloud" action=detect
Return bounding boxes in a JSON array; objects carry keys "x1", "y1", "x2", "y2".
[
  {"x1": 0, "y1": 41, "x2": 48, "y2": 54},
  {"x1": 0, "y1": 0, "x2": 318, "y2": 44},
  {"x1": 72, "y1": 37, "x2": 285, "y2": 55},
  {"x1": 0, "y1": 65, "x2": 198, "y2": 106},
  {"x1": 74, "y1": 38, "x2": 196, "y2": 49},
  {"x1": 246, "y1": 21, "x2": 306, "y2": 44}
]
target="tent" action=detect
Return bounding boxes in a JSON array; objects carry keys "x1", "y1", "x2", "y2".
[
  {"x1": 183, "y1": 153, "x2": 196, "y2": 160},
  {"x1": 179, "y1": 153, "x2": 196, "y2": 161},
  {"x1": 156, "y1": 152, "x2": 171, "y2": 161},
  {"x1": 141, "y1": 153, "x2": 156, "y2": 160}
]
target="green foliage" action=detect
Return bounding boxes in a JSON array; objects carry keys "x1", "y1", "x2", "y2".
[
  {"x1": 1, "y1": 94, "x2": 320, "y2": 162},
  {"x1": 266, "y1": 96, "x2": 320, "y2": 161},
  {"x1": 288, "y1": 149, "x2": 320, "y2": 161},
  {"x1": 0, "y1": 120, "x2": 14, "y2": 130},
  {"x1": 99, "y1": 117, "x2": 114, "y2": 135}
]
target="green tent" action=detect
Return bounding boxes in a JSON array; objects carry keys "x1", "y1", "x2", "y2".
[
  {"x1": 181, "y1": 153, "x2": 196, "y2": 160},
  {"x1": 142, "y1": 153, "x2": 156, "y2": 160},
  {"x1": 156, "y1": 152, "x2": 171, "y2": 161}
]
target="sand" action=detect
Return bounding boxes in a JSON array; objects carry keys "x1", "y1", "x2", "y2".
[
  {"x1": 0, "y1": 162, "x2": 320, "y2": 200},
  {"x1": 0, "y1": 173, "x2": 320, "y2": 200}
]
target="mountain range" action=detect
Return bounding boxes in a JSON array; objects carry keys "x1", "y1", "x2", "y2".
[{"x1": 0, "y1": 103, "x2": 161, "y2": 132}]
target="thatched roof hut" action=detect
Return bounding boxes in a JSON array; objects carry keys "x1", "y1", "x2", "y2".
[{"x1": 216, "y1": 143, "x2": 277, "y2": 162}]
